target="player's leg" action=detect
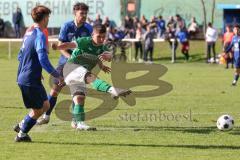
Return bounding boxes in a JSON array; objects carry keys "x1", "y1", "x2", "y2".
[
  {"x1": 37, "y1": 65, "x2": 65, "y2": 125},
  {"x1": 86, "y1": 73, "x2": 131, "y2": 99},
  {"x1": 72, "y1": 93, "x2": 96, "y2": 130},
  {"x1": 149, "y1": 47, "x2": 153, "y2": 63},
  {"x1": 232, "y1": 57, "x2": 240, "y2": 86},
  {"x1": 212, "y1": 42, "x2": 216, "y2": 62},
  {"x1": 14, "y1": 85, "x2": 48, "y2": 142},
  {"x1": 134, "y1": 42, "x2": 139, "y2": 61},
  {"x1": 206, "y1": 42, "x2": 211, "y2": 63}
]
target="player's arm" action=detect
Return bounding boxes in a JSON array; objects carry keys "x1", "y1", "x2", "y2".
[
  {"x1": 52, "y1": 41, "x2": 77, "y2": 51},
  {"x1": 97, "y1": 59, "x2": 111, "y2": 73},
  {"x1": 57, "y1": 41, "x2": 71, "y2": 58},
  {"x1": 35, "y1": 35, "x2": 64, "y2": 84},
  {"x1": 224, "y1": 39, "x2": 234, "y2": 53}
]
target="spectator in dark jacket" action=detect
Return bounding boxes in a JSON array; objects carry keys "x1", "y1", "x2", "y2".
[
  {"x1": 0, "y1": 16, "x2": 5, "y2": 37},
  {"x1": 12, "y1": 7, "x2": 23, "y2": 38}
]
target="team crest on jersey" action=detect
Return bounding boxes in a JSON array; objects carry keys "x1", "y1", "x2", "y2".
[
  {"x1": 67, "y1": 33, "x2": 75, "y2": 41},
  {"x1": 80, "y1": 32, "x2": 88, "y2": 37}
]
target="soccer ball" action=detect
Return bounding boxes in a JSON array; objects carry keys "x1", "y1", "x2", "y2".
[{"x1": 216, "y1": 115, "x2": 234, "y2": 131}]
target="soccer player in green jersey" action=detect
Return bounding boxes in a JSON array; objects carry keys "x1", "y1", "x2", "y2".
[{"x1": 52, "y1": 24, "x2": 132, "y2": 130}]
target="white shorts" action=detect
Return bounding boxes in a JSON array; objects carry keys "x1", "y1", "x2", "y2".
[{"x1": 63, "y1": 63, "x2": 89, "y2": 95}]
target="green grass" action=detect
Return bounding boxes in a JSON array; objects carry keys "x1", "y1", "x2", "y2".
[{"x1": 1, "y1": 41, "x2": 240, "y2": 160}]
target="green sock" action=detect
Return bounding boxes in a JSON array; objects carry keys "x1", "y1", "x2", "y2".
[
  {"x1": 91, "y1": 78, "x2": 111, "y2": 92},
  {"x1": 73, "y1": 104, "x2": 85, "y2": 122}
]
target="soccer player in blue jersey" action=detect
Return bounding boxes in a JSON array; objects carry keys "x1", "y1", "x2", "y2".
[
  {"x1": 176, "y1": 27, "x2": 190, "y2": 61},
  {"x1": 14, "y1": 5, "x2": 64, "y2": 142},
  {"x1": 37, "y1": 2, "x2": 93, "y2": 125},
  {"x1": 225, "y1": 24, "x2": 240, "y2": 86}
]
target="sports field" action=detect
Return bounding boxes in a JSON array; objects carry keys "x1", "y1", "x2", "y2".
[{"x1": 1, "y1": 41, "x2": 240, "y2": 160}]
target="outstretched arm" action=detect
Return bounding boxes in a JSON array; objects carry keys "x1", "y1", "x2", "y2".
[{"x1": 52, "y1": 42, "x2": 77, "y2": 50}]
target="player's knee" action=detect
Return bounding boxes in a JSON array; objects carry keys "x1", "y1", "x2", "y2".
[
  {"x1": 73, "y1": 94, "x2": 85, "y2": 105},
  {"x1": 85, "y1": 73, "x2": 97, "y2": 84},
  {"x1": 50, "y1": 88, "x2": 61, "y2": 97},
  {"x1": 31, "y1": 108, "x2": 44, "y2": 118}
]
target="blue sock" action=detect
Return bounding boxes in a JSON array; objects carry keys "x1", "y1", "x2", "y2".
[
  {"x1": 46, "y1": 95, "x2": 57, "y2": 115},
  {"x1": 234, "y1": 74, "x2": 239, "y2": 81},
  {"x1": 21, "y1": 115, "x2": 37, "y2": 133}
]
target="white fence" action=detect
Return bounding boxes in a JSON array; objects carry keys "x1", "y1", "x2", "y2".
[{"x1": 0, "y1": 38, "x2": 176, "y2": 62}]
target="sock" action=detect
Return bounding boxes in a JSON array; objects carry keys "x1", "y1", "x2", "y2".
[
  {"x1": 45, "y1": 95, "x2": 57, "y2": 116},
  {"x1": 20, "y1": 114, "x2": 37, "y2": 134},
  {"x1": 234, "y1": 74, "x2": 239, "y2": 81},
  {"x1": 71, "y1": 102, "x2": 75, "y2": 121},
  {"x1": 91, "y1": 78, "x2": 111, "y2": 92},
  {"x1": 73, "y1": 104, "x2": 85, "y2": 122}
]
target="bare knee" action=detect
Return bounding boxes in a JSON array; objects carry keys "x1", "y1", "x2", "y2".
[
  {"x1": 73, "y1": 94, "x2": 85, "y2": 105},
  {"x1": 85, "y1": 73, "x2": 97, "y2": 84},
  {"x1": 30, "y1": 108, "x2": 44, "y2": 119}
]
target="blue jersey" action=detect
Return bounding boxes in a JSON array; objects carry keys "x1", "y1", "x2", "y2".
[
  {"x1": 17, "y1": 27, "x2": 59, "y2": 87},
  {"x1": 58, "y1": 21, "x2": 93, "y2": 65},
  {"x1": 226, "y1": 35, "x2": 240, "y2": 59},
  {"x1": 157, "y1": 19, "x2": 165, "y2": 30},
  {"x1": 176, "y1": 30, "x2": 188, "y2": 43}
]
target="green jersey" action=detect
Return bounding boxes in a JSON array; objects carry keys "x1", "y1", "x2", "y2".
[{"x1": 68, "y1": 37, "x2": 109, "y2": 71}]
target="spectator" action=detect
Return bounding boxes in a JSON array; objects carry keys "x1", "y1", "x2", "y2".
[
  {"x1": 12, "y1": 7, "x2": 23, "y2": 38},
  {"x1": 223, "y1": 25, "x2": 234, "y2": 68},
  {"x1": 165, "y1": 25, "x2": 178, "y2": 60},
  {"x1": 157, "y1": 15, "x2": 166, "y2": 38},
  {"x1": 167, "y1": 16, "x2": 177, "y2": 32},
  {"x1": 143, "y1": 24, "x2": 156, "y2": 64},
  {"x1": 0, "y1": 16, "x2": 5, "y2": 37},
  {"x1": 94, "y1": 13, "x2": 102, "y2": 25},
  {"x1": 175, "y1": 14, "x2": 186, "y2": 30},
  {"x1": 188, "y1": 17, "x2": 199, "y2": 39},
  {"x1": 140, "y1": 15, "x2": 148, "y2": 31},
  {"x1": 102, "y1": 16, "x2": 111, "y2": 28},
  {"x1": 124, "y1": 15, "x2": 134, "y2": 38},
  {"x1": 134, "y1": 23, "x2": 143, "y2": 62},
  {"x1": 205, "y1": 22, "x2": 218, "y2": 63}
]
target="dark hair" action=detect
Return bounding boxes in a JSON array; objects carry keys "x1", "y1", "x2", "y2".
[
  {"x1": 208, "y1": 22, "x2": 212, "y2": 27},
  {"x1": 31, "y1": 5, "x2": 51, "y2": 23},
  {"x1": 73, "y1": 2, "x2": 89, "y2": 11},
  {"x1": 234, "y1": 24, "x2": 240, "y2": 29},
  {"x1": 93, "y1": 24, "x2": 106, "y2": 34}
]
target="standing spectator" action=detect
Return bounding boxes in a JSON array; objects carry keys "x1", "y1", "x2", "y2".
[
  {"x1": 124, "y1": 15, "x2": 134, "y2": 38},
  {"x1": 165, "y1": 26, "x2": 178, "y2": 60},
  {"x1": 143, "y1": 25, "x2": 155, "y2": 64},
  {"x1": 12, "y1": 7, "x2": 23, "y2": 38},
  {"x1": 94, "y1": 13, "x2": 102, "y2": 25},
  {"x1": 176, "y1": 27, "x2": 190, "y2": 61},
  {"x1": 140, "y1": 15, "x2": 148, "y2": 31},
  {"x1": 157, "y1": 15, "x2": 166, "y2": 38},
  {"x1": 205, "y1": 22, "x2": 218, "y2": 63},
  {"x1": 188, "y1": 17, "x2": 199, "y2": 39},
  {"x1": 167, "y1": 16, "x2": 177, "y2": 32},
  {"x1": 134, "y1": 23, "x2": 143, "y2": 62},
  {"x1": 133, "y1": 16, "x2": 140, "y2": 30},
  {"x1": 0, "y1": 16, "x2": 5, "y2": 37},
  {"x1": 175, "y1": 14, "x2": 186, "y2": 30},
  {"x1": 223, "y1": 25, "x2": 234, "y2": 68}
]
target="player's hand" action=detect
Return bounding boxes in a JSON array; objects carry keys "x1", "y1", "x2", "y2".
[
  {"x1": 51, "y1": 43, "x2": 58, "y2": 50},
  {"x1": 100, "y1": 64, "x2": 111, "y2": 73},
  {"x1": 98, "y1": 52, "x2": 113, "y2": 62},
  {"x1": 58, "y1": 76, "x2": 65, "y2": 87}
]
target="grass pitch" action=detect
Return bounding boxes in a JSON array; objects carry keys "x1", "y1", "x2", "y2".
[{"x1": 1, "y1": 40, "x2": 240, "y2": 160}]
